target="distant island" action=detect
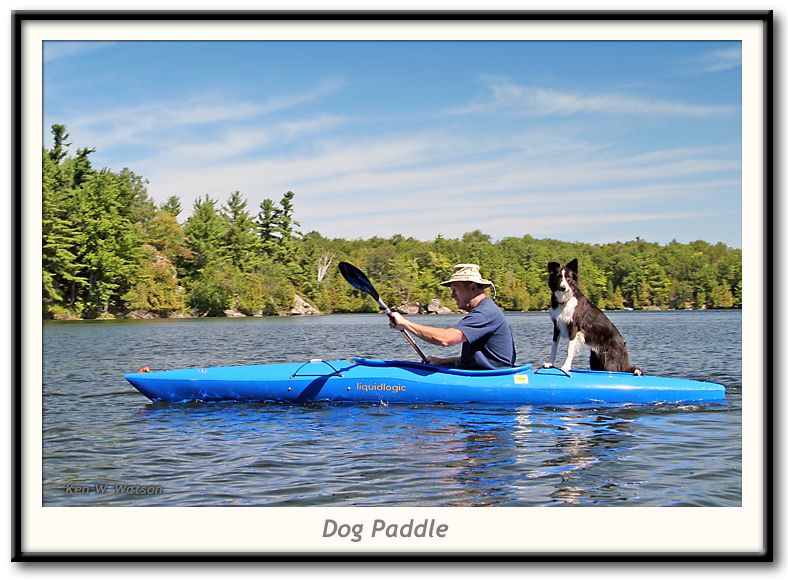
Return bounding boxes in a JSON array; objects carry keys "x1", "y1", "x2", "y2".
[{"x1": 43, "y1": 124, "x2": 741, "y2": 320}]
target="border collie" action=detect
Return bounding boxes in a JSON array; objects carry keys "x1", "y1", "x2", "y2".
[{"x1": 545, "y1": 259, "x2": 642, "y2": 375}]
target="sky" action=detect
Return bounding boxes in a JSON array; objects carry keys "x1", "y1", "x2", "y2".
[{"x1": 42, "y1": 39, "x2": 742, "y2": 247}]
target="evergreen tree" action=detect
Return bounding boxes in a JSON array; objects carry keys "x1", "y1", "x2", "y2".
[
  {"x1": 40, "y1": 125, "x2": 743, "y2": 318},
  {"x1": 256, "y1": 198, "x2": 278, "y2": 257},
  {"x1": 73, "y1": 170, "x2": 144, "y2": 316},
  {"x1": 183, "y1": 195, "x2": 227, "y2": 274},
  {"x1": 222, "y1": 191, "x2": 261, "y2": 271},
  {"x1": 117, "y1": 167, "x2": 156, "y2": 225},
  {"x1": 48, "y1": 124, "x2": 71, "y2": 164},
  {"x1": 72, "y1": 147, "x2": 97, "y2": 185},
  {"x1": 42, "y1": 152, "x2": 87, "y2": 317},
  {"x1": 256, "y1": 191, "x2": 302, "y2": 265},
  {"x1": 276, "y1": 190, "x2": 302, "y2": 256},
  {"x1": 160, "y1": 195, "x2": 182, "y2": 217}
]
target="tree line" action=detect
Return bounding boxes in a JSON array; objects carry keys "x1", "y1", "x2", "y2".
[{"x1": 42, "y1": 125, "x2": 742, "y2": 320}]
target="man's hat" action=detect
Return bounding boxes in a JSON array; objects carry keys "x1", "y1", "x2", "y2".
[{"x1": 440, "y1": 264, "x2": 493, "y2": 287}]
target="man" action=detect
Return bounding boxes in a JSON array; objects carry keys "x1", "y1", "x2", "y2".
[{"x1": 388, "y1": 264, "x2": 516, "y2": 370}]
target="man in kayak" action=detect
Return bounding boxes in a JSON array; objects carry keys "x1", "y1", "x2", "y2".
[{"x1": 388, "y1": 263, "x2": 516, "y2": 370}]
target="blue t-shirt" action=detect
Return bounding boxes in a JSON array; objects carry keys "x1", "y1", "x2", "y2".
[{"x1": 455, "y1": 297, "x2": 516, "y2": 369}]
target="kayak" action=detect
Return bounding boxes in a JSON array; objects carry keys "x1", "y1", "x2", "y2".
[{"x1": 124, "y1": 357, "x2": 725, "y2": 405}]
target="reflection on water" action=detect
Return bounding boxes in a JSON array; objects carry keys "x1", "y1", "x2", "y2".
[{"x1": 43, "y1": 311, "x2": 741, "y2": 506}]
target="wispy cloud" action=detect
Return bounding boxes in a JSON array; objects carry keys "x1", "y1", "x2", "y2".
[
  {"x1": 450, "y1": 80, "x2": 737, "y2": 117},
  {"x1": 41, "y1": 40, "x2": 742, "y2": 246},
  {"x1": 254, "y1": 77, "x2": 346, "y2": 115},
  {"x1": 43, "y1": 41, "x2": 115, "y2": 62},
  {"x1": 55, "y1": 78, "x2": 347, "y2": 156},
  {"x1": 694, "y1": 47, "x2": 742, "y2": 73},
  {"x1": 166, "y1": 115, "x2": 345, "y2": 163},
  {"x1": 135, "y1": 123, "x2": 739, "y2": 244}
]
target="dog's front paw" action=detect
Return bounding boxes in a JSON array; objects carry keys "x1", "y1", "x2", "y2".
[
  {"x1": 542, "y1": 362, "x2": 554, "y2": 368},
  {"x1": 633, "y1": 368, "x2": 643, "y2": 376},
  {"x1": 560, "y1": 365, "x2": 572, "y2": 373}
]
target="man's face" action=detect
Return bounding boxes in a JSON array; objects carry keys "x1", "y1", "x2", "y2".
[{"x1": 450, "y1": 282, "x2": 477, "y2": 310}]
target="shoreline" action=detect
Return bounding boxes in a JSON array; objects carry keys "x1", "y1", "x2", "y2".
[{"x1": 43, "y1": 306, "x2": 742, "y2": 322}]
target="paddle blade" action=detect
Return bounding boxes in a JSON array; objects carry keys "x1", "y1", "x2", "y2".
[
  {"x1": 338, "y1": 261, "x2": 379, "y2": 300},
  {"x1": 338, "y1": 261, "x2": 428, "y2": 363}
]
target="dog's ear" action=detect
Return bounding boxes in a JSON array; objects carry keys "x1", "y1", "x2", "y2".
[
  {"x1": 548, "y1": 261, "x2": 560, "y2": 273},
  {"x1": 566, "y1": 258, "x2": 578, "y2": 273}
]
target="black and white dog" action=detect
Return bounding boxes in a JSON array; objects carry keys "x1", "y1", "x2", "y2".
[{"x1": 545, "y1": 259, "x2": 642, "y2": 375}]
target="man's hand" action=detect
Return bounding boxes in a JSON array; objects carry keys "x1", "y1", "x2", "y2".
[
  {"x1": 388, "y1": 312, "x2": 406, "y2": 331},
  {"x1": 388, "y1": 313, "x2": 465, "y2": 348}
]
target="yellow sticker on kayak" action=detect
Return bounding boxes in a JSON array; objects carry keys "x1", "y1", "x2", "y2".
[{"x1": 514, "y1": 375, "x2": 529, "y2": 384}]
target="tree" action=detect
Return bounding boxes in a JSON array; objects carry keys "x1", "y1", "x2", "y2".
[
  {"x1": 222, "y1": 191, "x2": 261, "y2": 271},
  {"x1": 145, "y1": 210, "x2": 188, "y2": 260},
  {"x1": 187, "y1": 262, "x2": 236, "y2": 316},
  {"x1": 710, "y1": 282, "x2": 735, "y2": 308},
  {"x1": 48, "y1": 124, "x2": 71, "y2": 164},
  {"x1": 183, "y1": 195, "x2": 227, "y2": 274},
  {"x1": 255, "y1": 191, "x2": 304, "y2": 279},
  {"x1": 257, "y1": 198, "x2": 278, "y2": 256},
  {"x1": 160, "y1": 195, "x2": 182, "y2": 217},
  {"x1": 72, "y1": 147, "x2": 97, "y2": 185},
  {"x1": 386, "y1": 254, "x2": 421, "y2": 305},
  {"x1": 124, "y1": 245, "x2": 184, "y2": 314},
  {"x1": 41, "y1": 126, "x2": 743, "y2": 317},
  {"x1": 117, "y1": 168, "x2": 155, "y2": 225},
  {"x1": 71, "y1": 170, "x2": 144, "y2": 316},
  {"x1": 42, "y1": 152, "x2": 87, "y2": 316},
  {"x1": 43, "y1": 125, "x2": 150, "y2": 318},
  {"x1": 317, "y1": 252, "x2": 334, "y2": 283}
]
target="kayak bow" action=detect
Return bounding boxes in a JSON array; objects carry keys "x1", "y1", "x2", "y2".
[{"x1": 124, "y1": 358, "x2": 725, "y2": 405}]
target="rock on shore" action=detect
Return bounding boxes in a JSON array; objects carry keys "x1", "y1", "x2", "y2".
[
  {"x1": 393, "y1": 299, "x2": 454, "y2": 315},
  {"x1": 426, "y1": 298, "x2": 453, "y2": 314},
  {"x1": 289, "y1": 294, "x2": 321, "y2": 316}
]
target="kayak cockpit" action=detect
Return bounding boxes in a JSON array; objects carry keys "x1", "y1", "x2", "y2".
[{"x1": 351, "y1": 357, "x2": 532, "y2": 376}]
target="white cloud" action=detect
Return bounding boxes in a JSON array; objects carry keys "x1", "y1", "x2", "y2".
[
  {"x1": 450, "y1": 80, "x2": 738, "y2": 117},
  {"x1": 57, "y1": 98, "x2": 269, "y2": 156},
  {"x1": 164, "y1": 115, "x2": 345, "y2": 163},
  {"x1": 276, "y1": 115, "x2": 346, "y2": 142},
  {"x1": 136, "y1": 123, "x2": 739, "y2": 245},
  {"x1": 168, "y1": 127, "x2": 275, "y2": 162},
  {"x1": 253, "y1": 77, "x2": 346, "y2": 115},
  {"x1": 695, "y1": 47, "x2": 742, "y2": 72},
  {"x1": 55, "y1": 77, "x2": 347, "y2": 155},
  {"x1": 43, "y1": 41, "x2": 115, "y2": 62}
]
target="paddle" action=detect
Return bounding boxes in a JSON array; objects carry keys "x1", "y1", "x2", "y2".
[{"x1": 338, "y1": 261, "x2": 430, "y2": 364}]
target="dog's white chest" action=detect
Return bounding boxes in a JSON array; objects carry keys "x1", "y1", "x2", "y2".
[{"x1": 550, "y1": 296, "x2": 578, "y2": 337}]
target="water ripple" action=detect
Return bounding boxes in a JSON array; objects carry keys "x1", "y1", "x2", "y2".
[{"x1": 43, "y1": 311, "x2": 742, "y2": 507}]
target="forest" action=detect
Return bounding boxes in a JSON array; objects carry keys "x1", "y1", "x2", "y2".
[{"x1": 42, "y1": 125, "x2": 742, "y2": 320}]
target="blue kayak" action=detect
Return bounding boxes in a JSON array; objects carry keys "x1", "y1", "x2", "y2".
[{"x1": 124, "y1": 358, "x2": 725, "y2": 405}]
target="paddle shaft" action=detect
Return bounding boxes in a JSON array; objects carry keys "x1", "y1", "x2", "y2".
[
  {"x1": 337, "y1": 261, "x2": 430, "y2": 364},
  {"x1": 375, "y1": 297, "x2": 430, "y2": 364}
]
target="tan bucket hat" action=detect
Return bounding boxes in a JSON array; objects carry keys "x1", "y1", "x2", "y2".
[{"x1": 440, "y1": 264, "x2": 493, "y2": 287}]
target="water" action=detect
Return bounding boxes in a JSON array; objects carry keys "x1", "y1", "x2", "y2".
[{"x1": 43, "y1": 310, "x2": 741, "y2": 507}]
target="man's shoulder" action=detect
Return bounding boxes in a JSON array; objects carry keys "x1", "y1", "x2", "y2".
[{"x1": 476, "y1": 297, "x2": 504, "y2": 315}]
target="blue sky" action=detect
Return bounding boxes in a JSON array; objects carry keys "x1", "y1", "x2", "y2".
[{"x1": 43, "y1": 40, "x2": 742, "y2": 247}]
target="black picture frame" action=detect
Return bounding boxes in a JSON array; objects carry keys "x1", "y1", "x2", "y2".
[{"x1": 12, "y1": 9, "x2": 773, "y2": 562}]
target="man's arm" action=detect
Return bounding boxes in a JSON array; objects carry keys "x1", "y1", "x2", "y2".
[{"x1": 388, "y1": 312, "x2": 465, "y2": 347}]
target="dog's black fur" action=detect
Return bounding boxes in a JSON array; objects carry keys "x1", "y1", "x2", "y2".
[{"x1": 545, "y1": 259, "x2": 641, "y2": 374}]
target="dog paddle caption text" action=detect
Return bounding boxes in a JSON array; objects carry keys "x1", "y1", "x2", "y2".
[{"x1": 322, "y1": 518, "x2": 448, "y2": 543}]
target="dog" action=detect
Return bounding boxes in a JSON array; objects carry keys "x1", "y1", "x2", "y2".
[{"x1": 545, "y1": 259, "x2": 642, "y2": 375}]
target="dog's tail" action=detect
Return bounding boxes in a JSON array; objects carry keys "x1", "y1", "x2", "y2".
[{"x1": 626, "y1": 365, "x2": 643, "y2": 376}]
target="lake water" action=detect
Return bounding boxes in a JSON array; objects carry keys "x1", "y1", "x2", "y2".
[{"x1": 43, "y1": 310, "x2": 741, "y2": 507}]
